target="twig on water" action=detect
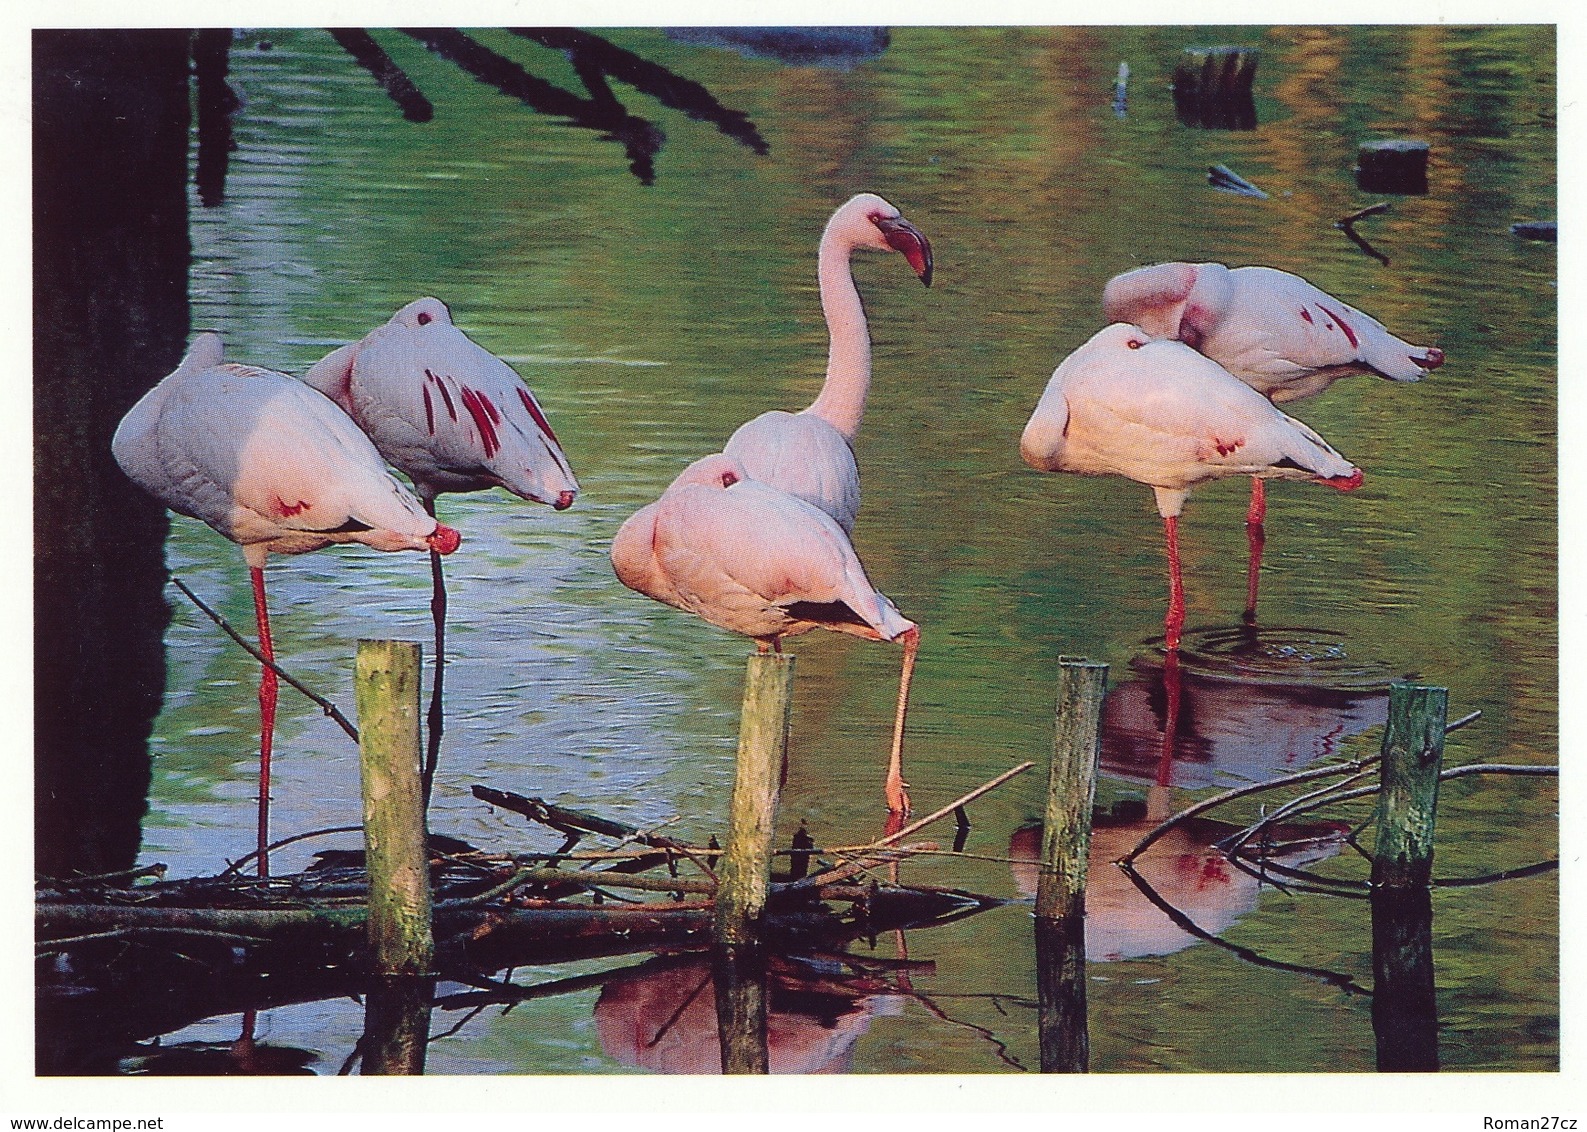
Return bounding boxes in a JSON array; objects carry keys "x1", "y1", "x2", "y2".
[
  {"x1": 1335, "y1": 201, "x2": 1393, "y2": 264},
  {"x1": 169, "y1": 575, "x2": 359, "y2": 743},
  {"x1": 788, "y1": 762, "x2": 1035, "y2": 891}
]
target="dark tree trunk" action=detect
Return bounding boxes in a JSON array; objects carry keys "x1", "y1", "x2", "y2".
[{"x1": 33, "y1": 29, "x2": 192, "y2": 879}]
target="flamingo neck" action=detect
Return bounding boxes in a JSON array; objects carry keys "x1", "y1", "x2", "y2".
[{"x1": 806, "y1": 226, "x2": 871, "y2": 440}]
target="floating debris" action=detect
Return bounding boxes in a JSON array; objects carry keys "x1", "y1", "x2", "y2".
[
  {"x1": 1207, "y1": 163, "x2": 1269, "y2": 198},
  {"x1": 1113, "y1": 61, "x2": 1130, "y2": 117},
  {"x1": 1511, "y1": 220, "x2": 1557, "y2": 242}
]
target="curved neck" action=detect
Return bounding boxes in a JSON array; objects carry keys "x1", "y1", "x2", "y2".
[{"x1": 806, "y1": 227, "x2": 870, "y2": 439}]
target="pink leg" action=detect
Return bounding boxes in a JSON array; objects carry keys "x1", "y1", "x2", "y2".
[
  {"x1": 885, "y1": 628, "x2": 919, "y2": 816},
  {"x1": 1163, "y1": 515, "x2": 1185, "y2": 652},
  {"x1": 249, "y1": 566, "x2": 277, "y2": 879},
  {"x1": 1244, "y1": 478, "x2": 1266, "y2": 624}
]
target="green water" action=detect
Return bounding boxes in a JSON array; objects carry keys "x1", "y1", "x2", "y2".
[{"x1": 140, "y1": 25, "x2": 1556, "y2": 1073}]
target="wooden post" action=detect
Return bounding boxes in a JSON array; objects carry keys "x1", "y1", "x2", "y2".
[
  {"x1": 713, "y1": 652, "x2": 794, "y2": 1074},
  {"x1": 1356, "y1": 139, "x2": 1430, "y2": 195},
  {"x1": 355, "y1": 640, "x2": 434, "y2": 980},
  {"x1": 1372, "y1": 683, "x2": 1448, "y2": 890},
  {"x1": 1369, "y1": 682, "x2": 1446, "y2": 1072},
  {"x1": 1035, "y1": 657, "x2": 1107, "y2": 1073}
]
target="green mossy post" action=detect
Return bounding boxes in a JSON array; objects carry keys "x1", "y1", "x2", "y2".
[
  {"x1": 1370, "y1": 682, "x2": 1447, "y2": 1072},
  {"x1": 1372, "y1": 683, "x2": 1449, "y2": 890},
  {"x1": 713, "y1": 652, "x2": 794, "y2": 1074},
  {"x1": 355, "y1": 640, "x2": 434, "y2": 980},
  {"x1": 1035, "y1": 657, "x2": 1107, "y2": 1073}
]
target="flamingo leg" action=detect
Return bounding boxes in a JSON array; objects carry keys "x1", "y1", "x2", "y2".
[
  {"x1": 422, "y1": 499, "x2": 446, "y2": 810},
  {"x1": 249, "y1": 565, "x2": 277, "y2": 880},
  {"x1": 1162, "y1": 515, "x2": 1186, "y2": 652},
  {"x1": 885, "y1": 627, "x2": 919, "y2": 816},
  {"x1": 1244, "y1": 477, "x2": 1266, "y2": 625},
  {"x1": 1156, "y1": 647, "x2": 1183, "y2": 788}
]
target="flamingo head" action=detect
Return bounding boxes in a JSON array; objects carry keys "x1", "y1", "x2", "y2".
[
  {"x1": 830, "y1": 193, "x2": 934, "y2": 286},
  {"x1": 669, "y1": 453, "x2": 748, "y2": 493},
  {"x1": 390, "y1": 296, "x2": 453, "y2": 330}
]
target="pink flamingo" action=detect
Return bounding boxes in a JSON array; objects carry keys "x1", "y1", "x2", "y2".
[
  {"x1": 611, "y1": 453, "x2": 919, "y2": 816},
  {"x1": 303, "y1": 297, "x2": 577, "y2": 797},
  {"x1": 112, "y1": 333, "x2": 461, "y2": 877},
  {"x1": 1019, "y1": 323, "x2": 1363, "y2": 652},
  {"x1": 1102, "y1": 261, "x2": 1441, "y2": 617},
  {"x1": 723, "y1": 193, "x2": 932, "y2": 533}
]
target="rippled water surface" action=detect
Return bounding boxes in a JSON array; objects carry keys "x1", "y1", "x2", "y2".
[{"x1": 130, "y1": 25, "x2": 1555, "y2": 1073}]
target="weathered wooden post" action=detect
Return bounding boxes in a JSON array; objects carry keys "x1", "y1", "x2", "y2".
[
  {"x1": 713, "y1": 651, "x2": 794, "y2": 1074},
  {"x1": 1035, "y1": 657, "x2": 1107, "y2": 1073},
  {"x1": 1370, "y1": 682, "x2": 1447, "y2": 1073},
  {"x1": 1356, "y1": 139, "x2": 1431, "y2": 195},
  {"x1": 355, "y1": 639, "x2": 434, "y2": 1075}
]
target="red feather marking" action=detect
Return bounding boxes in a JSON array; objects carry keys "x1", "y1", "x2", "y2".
[
  {"x1": 422, "y1": 386, "x2": 435, "y2": 435},
  {"x1": 517, "y1": 386, "x2": 563, "y2": 447},
  {"x1": 274, "y1": 497, "x2": 311, "y2": 518},
  {"x1": 1299, "y1": 307, "x2": 1314, "y2": 324},
  {"x1": 426, "y1": 369, "x2": 458, "y2": 420},
  {"x1": 460, "y1": 387, "x2": 501, "y2": 458},
  {"x1": 1317, "y1": 303, "x2": 1360, "y2": 349},
  {"x1": 1215, "y1": 437, "x2": 1243, "y2": 457},
  {"x1": 478, "y1": 390, "x2": 502, "y2": 425}
]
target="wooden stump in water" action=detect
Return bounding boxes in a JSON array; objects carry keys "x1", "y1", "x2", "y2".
[
  {"x1": 1035, "y1": 657, "x2": 1108, "y2": 1073},
  {"x1": 356, "y1": 639, "x2": 434, "y2": 980},
  {"x1": 1173, "y1": 46, "x2": 1259, "y2": 129},
  {"x1": 1356, "y1": 139, "x2": 1431, "y2": 195},
  {"x1": 1369, "y1": 682, "x2": 1447, "y2": 1072},
  {"x1": 713, "y1": 652, "x2": 794, "y2": 1074}
]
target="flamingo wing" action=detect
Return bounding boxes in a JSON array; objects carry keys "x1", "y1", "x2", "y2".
[
  {"x1": 723, "y1": 410, "x2": 861, "y2": 533},
  {"x1": 306, "y1": 299, "x2": 578, "y2": 505}
]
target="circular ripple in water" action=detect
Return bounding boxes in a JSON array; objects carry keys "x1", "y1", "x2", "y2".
[{"x1": 1139, "y1": 625, "x2": 1413, "y2": 692}]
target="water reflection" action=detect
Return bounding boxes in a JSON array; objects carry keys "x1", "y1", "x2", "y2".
[
  {"x1": 594, "y1": 953, "x2": 898, "y2": 1074},
  {"x1": 1103, "y1": 628, "x2": 1395, "y2": 790},
  {"x1": 664, "y1": 27, "x2": 890, "y2": 70},
  {"x1": 1011, "y1": 807, "x2": 1348, "y2": 963}
]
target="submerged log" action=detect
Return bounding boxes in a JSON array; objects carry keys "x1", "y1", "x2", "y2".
[{"x1": 1356, "y1": 139, "x2": 1430, "y2": 195}]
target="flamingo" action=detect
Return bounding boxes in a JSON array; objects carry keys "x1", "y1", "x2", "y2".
[
  {"x1": 722, "y1": 192, "x2": 932, "y2": 533},
  {"x1": 611, "y1": 453, "x2": 919, "y2": 816},
  {"x1": 112, "y1": 333, "x2": 461, "y2": 877},
  {"x1": 303, "y1": 297, "x2": 578, "y2": 800},
  {"x1": 1019, "y1": 323, "x2": 1363, "y2": 652},
  {"x1": 1102, "y1": 261, "x2": 1442, "y2": 617}
]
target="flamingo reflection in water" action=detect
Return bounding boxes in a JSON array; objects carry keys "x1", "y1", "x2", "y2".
[
  {"x1": 594, "y1": 955, "x2": 899, "y2": 1074},
  {"x1": 1009, "y1": 805, "x2": 1349, "y2": 963}
]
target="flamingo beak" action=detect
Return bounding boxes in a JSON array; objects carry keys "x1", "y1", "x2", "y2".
[
  {"x1": 877, "y1": 215, "x2": 934, "y2": 287},
  {"x1": 427, "y1": 525, "x2": 462, "y2": 555},
  {"x1": 553, "y1": 490, "x2": 576, "y2": 511},
  {"x1": 1419, "y1": 347, "x2": 1445, "y2": 370}
]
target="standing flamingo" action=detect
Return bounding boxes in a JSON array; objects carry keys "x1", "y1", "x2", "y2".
[
  {"x1": 1019, "y1": 323, "x2": 1363, "y2": 652},
  {"x1": 1102, "y1": 261, "x2": 1441, "y2": 617},
  {"x1": 611, "y1": 453, "x2": 919, "y2": 816},
  {"x1": 303, "y1": 297, "x2": 578, "y2": 800},
  {"x1": 723, "y1": 192, "x2": 932, "y2": 533},
  {"x1": 112, "y1": 333, "x2": 461, "y2": 877}
]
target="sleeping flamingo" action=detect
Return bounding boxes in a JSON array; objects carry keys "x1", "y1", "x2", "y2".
[
  {"x1": 723, "y1": 193, "x2": 932, "y2": 533},
  {"x1": 611, "y1": 453, "x2": 919, "y2": 816},
  {"x1": 112, "y1": 333, "x2": 461, "y2": 876},
  {"x1": 1102, "y1": 261, "x2": 1441, "y2": 617},
  {"x1": 303, "y1": 297, "x2": 577, "y2": 799},
  {"x1": 1019, "y1": 323, "x2": 1362, "y2": 652}
]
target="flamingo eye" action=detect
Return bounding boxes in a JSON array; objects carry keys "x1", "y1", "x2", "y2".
[
  {"x1": 720, "y1": 470, "x2": 739, "y2": 488},
  {"x1": 417, "y1": 311, "x2": 432, "y2": 326},
  {"x1": 1127, "y1": 338, "x2": 1144, "y2": 349}
]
